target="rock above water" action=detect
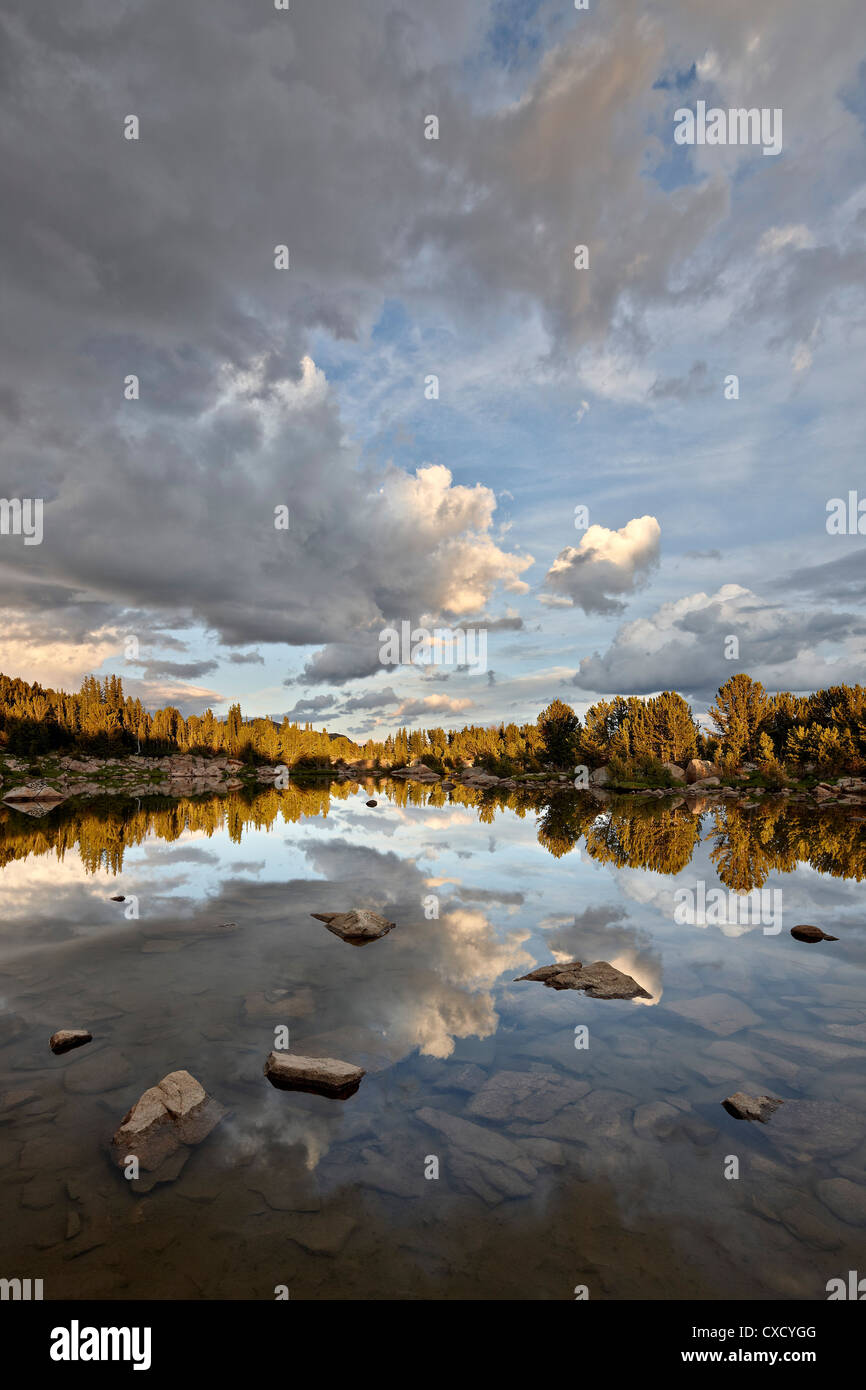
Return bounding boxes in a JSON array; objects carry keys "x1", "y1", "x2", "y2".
[
  {"x1": 365, "y1": 800, "x2": 377, "y2": 807},
  {"x1": 722, "y1": 1092, "x2": 784, "y2": 1123},
  {"x1": 311, "y1": 909, "x2": 395, "y2": 945},
  {"x1": 112, "y1": 1070, "x2": 226, "y2": 1173},
  {"x1": 662, "y1": 762, "x2": 686, "y2": 781},
  {"x1": 515, "y1": 959, "x2": 651, "y2": 1000},
  {"x1": 49, "y1": 1029, "x2": 92, "y2": 1055},
  {"x1": 791, "y1": 924, "x2": 839, "y2": 943},
  {"x1": 264, "y1": 1051, "x2": 365, "y2": 1099},
  {"x1": 3, "y1": 784, "x2": 66, "y2": 803},
  {"x1": 685, "y1": 758, "x2": 715, "y2": 783}
]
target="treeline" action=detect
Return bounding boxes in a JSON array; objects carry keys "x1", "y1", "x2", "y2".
[
  {"x1": 537, "y1": 675, "x2": 866, "y2": 777},
  {"x1": 0, "y1": 671, "x2": 547, "y2": 770},
  {"x1": 1, "y1": 670, "x2": 864, "y2": 777}
]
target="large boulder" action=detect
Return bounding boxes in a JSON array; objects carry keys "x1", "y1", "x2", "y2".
[
  {"x1": 390, "y1": 763, "x2": 441, "y2": 782},
  {"x1": 311, "y1": 909, "x2": 396, "y2": 945},
  {"x1": 516, "y1": 959, "x2": 651, "y2": 1000},
  {"x1": 111, "y1": 1070, "x2": 226, "y2": 1174},
  {"x1": 3, "y1": 784, "x2": 66, "y2": 803},
  {"x1": 264, "y1": 1052, "x2": 365, "y2": 1099},
  {"x1": 685, "y1": 758, "x2": 716, "y2": 784},
  {"x1": 589, "y1": 766, "x2": 611, "y2": 786},
  {"x1": 662, "y1": 763, "x2": 686, "y2": 781}
]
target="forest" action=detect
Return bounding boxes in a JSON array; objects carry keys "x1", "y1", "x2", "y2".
[{"x1": 0, "y1": 670, "x2": 864, "y2": 778}]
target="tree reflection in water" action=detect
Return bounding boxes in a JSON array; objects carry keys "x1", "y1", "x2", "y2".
[{"x1": 0, "y1": 780, "x2": 863, "y2": 891}]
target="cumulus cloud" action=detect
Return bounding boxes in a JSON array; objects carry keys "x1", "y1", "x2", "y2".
[
  {"x1": 2, "y1": 0, "x2": 864, "y2": 701},
  {"x1": 283, "y1": 694, "x2": 337, "y2": 719},
  {"x1": 393, "y1": 694, "x2": 474, "y2": 720},
  {"x1": 573, "y1": 582, "x2": 866, "y2": 698},
  {"x1": 542, "y1": 516, "x2": 661, "y2": 615}
]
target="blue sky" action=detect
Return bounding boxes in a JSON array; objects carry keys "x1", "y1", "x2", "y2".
[{"x1": 1, "y1": 0, "x2": 865, "y2": 738}]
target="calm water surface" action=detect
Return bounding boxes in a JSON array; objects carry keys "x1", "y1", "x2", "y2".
[{"x1": 1, "y1": 781, "x2": 864, "y2": 1300}]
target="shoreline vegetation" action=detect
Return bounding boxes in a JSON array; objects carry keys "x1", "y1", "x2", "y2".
[{"x1": 0, "y1": 671, "x2": 865, "y2": 815}]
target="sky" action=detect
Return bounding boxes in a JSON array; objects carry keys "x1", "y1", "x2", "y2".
[{"x1": 1, "y1": 0, "x2": 865, "y2": 740}]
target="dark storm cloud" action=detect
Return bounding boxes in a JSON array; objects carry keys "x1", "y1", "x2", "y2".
[
  {"x1": 130, "y1": 658, "x2": 219, "y2": 680},
  {"x1": 772, "y1": 550, "x2": 866, "y2": 602}
]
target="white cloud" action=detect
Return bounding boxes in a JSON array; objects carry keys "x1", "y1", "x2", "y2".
[{"x1": 543, "y1": 515, "x2": 661, "y2": 614}]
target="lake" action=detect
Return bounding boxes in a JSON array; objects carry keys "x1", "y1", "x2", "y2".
[{"x1": 1, "y1": 780, "x2": 864, "y2": 1300}]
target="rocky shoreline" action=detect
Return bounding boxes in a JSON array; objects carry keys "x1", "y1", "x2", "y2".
[{"x1": 1, "y1": 749, "x2": 864, "y2": 814}]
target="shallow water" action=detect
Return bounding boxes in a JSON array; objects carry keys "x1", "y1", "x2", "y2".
[{"x1": 0, "y1": 781, "x2": 864, "y2": 1300}]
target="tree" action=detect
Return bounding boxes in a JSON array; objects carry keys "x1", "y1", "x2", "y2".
[
  {"x1": 709, "y1": 674, "x2": 769, "y2": 762},
  {"x1": 537, "y1": 699, "x2": 580, "y2": 767}
]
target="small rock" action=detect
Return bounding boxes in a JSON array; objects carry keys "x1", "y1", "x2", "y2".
[
  {"x1": 365, "y1": 799, "x2": 377, "y2": 808},
  {"x1": 264, "y1": 1051, "x2": 365, "y2": 1099},
  {"x1": 109, "y1": 894, "x2": 125, "y2": 903},
  {"x1": 791, "y1": 924, "x2": 838, "y2": 943},
  {"x1": 515, "y1": 959, "x2": 651, "y2": 1000},
  {"x1": 310, "y1": 909, "x2": 396, "y2": 945},
  {"x1": 722, "y1": 1092, "x2": 784, "y2": 1123},
  {"x1": 49, "y1": 1029, "x2": 93, "y2": 1055}
]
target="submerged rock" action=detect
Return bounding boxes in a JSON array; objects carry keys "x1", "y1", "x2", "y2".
[
  {"x1": 515, "y1": 959, "x2": 651, "y2": 1000},
  {"x1": 310, "y1": 909, "x2": 395, "y2": 945},
  {"x1": 791, "y1": 924, "x2": 838, "y2": 943},
  {"x1": 415, "y1": 1106, "x2": 538, "y2": 1205},
  {"x1": 817, "y1": 1178, "x2": 866, "y2": 1227},
  {"x1": 49, "y1": 1029, "x2": 92, "y2": 1056},
  {"x1": 764, "y1": 1099, "x2": 861, "y2": 1161},
  {"x1": 264, "y1": 1051, "x2": 365, "y2": 1099},
  {"x1": 722, "y1": 1092, "x2": 784, "y2": 1123},
  {"x1": 111, "y1": 1070, "x2": 226, "y2": 1174}
]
